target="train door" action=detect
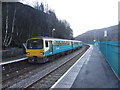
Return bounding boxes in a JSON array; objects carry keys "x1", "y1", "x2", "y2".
[
  {"x1": 49, "y1": 41, "x2": 53, "y2": 54},
  {"x1": 71, "y1": 42, "x2": 73, "y2": 48}
]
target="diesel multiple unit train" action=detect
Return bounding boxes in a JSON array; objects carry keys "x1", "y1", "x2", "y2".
[{"x1": 26, "y1": 36, "x2": 82, "y2": 63}]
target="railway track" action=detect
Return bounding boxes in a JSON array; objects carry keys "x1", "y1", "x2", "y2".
[
  {"x1": 3, "y1": 45, "x2": 89, "y2": 89},
  {"x1": 2, "y1": 63, "x2": 40, "y2": 83},
  {"x1": 25, "y1": 46, "x2": 89, "y2": 89},
  {"x1": 2, "y1": 58, "x2": 56, "y2": 88}
]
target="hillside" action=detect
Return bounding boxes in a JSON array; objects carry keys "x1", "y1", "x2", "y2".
[
  {"x1": 2, "y1": 2, "x2": 73, "y2": 49},
  {"x1": 75, "y1": 25, "x2": 119, "y2": 42}
]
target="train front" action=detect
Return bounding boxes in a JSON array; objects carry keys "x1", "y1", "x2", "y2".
[{"x1": 26, "y1": 38, "x2": 46, "y2": 63}]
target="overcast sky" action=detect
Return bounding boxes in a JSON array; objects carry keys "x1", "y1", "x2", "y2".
[{"x1": 20, "y1": 0, "x2": 119, "y2": 37}]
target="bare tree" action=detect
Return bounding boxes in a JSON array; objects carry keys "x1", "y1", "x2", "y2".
[
  {"x1": 3, "y1": 3, "x2": 8, "y2": 47},
  {"x1": 7, "y1": 4, "x2": 16, "y2": 46},
  {"x1": 3, "y1": 3, "x2": 16, "y2": 48}
]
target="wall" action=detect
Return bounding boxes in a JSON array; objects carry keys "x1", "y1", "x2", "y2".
[{"x1": 2, "y1": 48, "x2": 24, "y2": 59}]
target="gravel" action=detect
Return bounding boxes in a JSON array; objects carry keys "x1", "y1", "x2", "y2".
[{"x1": 3, "y1": 45, "x2": 89, "y2": 89}]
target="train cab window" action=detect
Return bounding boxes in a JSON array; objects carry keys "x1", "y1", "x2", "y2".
[
  {"x1": 45, "y1": 41, "x2": 49, "y2": 47},
  {"x1": 27, "y1": 39, "x2": 43, "y2": 49}
]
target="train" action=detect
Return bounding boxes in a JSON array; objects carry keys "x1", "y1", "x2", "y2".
[{"x1": 26, "y1": 36, "x2": 83, "y2": 63}]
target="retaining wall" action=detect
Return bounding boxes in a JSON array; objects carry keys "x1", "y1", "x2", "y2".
[{"x1": 2, "y1": 48, "x2": 25, "y2": 59}]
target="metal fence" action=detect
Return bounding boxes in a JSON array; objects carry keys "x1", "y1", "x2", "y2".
[
  {"x1": 85, "y1": 41, "x2": 120, "y2": 80},
  {"x1": 98, "y1": 41, "x2": 120, "y2": 80}
]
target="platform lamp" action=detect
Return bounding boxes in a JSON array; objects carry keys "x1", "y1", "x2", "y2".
[
  {"x1": 104, "y1": 30, "x2": 107, "y2": 56},
  {"x1": 52, "y1": 28, "x2": 55, "y2": 37}
]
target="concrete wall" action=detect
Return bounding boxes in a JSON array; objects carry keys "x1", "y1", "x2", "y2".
[{"x1": 2, "y1": 48, "x2": 24, "y2": 59}]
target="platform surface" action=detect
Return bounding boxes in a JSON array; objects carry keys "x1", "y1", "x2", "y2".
[
  {"x1": 51, "y1": 45, "x2": 119, "y2": 88},
  {"x1": 0, "y1": 54, "x2": 27, "y2": 65}
]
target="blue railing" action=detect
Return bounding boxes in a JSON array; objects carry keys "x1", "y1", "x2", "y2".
[
  {"x1": 98, "y1": 41, "x2": 120, "y2": 80},
  {"x1": 85, "y1": 41, "x2": 120, "y2": 80}
]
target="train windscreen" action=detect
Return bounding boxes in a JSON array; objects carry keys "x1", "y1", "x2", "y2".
[{"x1": 27, "y1": 39, "x2": 43, "y2": 49}]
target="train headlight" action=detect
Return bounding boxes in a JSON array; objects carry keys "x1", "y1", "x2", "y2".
[
  {"x1": 27, "y1": 52, "x2": 30, "y2": 55},
  {"x1": 40, "y1": 52, "x2": 44, "y2": 55}
]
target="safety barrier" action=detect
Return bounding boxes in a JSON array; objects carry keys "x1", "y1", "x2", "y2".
[
  {"x1": 98, "y1": 41, "x2": 120, "y2": 80},
  {"x1": 85, "y1": 41, "x2": 120, "y2": 80}
]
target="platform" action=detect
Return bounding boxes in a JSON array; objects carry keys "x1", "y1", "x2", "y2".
[
  {"x1": 0, "y1": 55, "x2": 27, "y2": 65},
  {"x1": 51, "y1": 45, "x2": 119, "y2": 88}
]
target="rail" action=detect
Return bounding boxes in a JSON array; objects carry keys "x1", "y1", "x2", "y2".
[{"x1": 5, "y1": 45, "x2": 89, "y2": 89}]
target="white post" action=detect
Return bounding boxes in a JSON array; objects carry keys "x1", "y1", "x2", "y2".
[
  {"x1": 104, "y1": 30, "x2": 107, "y2": 37},
  {"x1": 104, "y1": 30, "x2": 107, "y2": 57},
  {"x1": 52, "y1": 28, "x2": 55, "y2": 37}
]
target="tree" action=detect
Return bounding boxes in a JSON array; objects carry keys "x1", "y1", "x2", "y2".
[
  {"x1": 3, "y1": 2, "x2": 16, "y2": 49},
  {"x1": 34, "y1": 2, "x2": 44, "y2": 12},
  {"x1": 2, "y1": 2, "x2": 73, "y2": 49}
]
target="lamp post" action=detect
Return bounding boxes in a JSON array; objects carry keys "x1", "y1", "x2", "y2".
[
  {"x1": 104, "y1": 30, "x2": 107, "y2": 57},
  {"x1": 93, "y1": 39, "x2": 96, "y2": 45},
  {"x1": 52, "y1": 28, "x2": 55, "y2": 37},
  {"x1": 94, "y1": 31, "x2": 96, "y2": 45}
]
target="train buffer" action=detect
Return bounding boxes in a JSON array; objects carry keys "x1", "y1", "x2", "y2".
[{"x1": 51, "y1": 45, "x2": 119, "y2": 88}]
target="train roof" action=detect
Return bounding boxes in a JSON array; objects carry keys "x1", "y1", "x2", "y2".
[
  {"x1": 32, "y1": 36, "x2": 58, "y2": 39},
  {"x1": 29, "y1": 36, "x2": 82, "y2": 42}
]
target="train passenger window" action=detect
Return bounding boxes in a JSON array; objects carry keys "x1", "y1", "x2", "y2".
[
  {"x1": 57, "y1": 41, "x2": 60, "y2": 46},
  {"x1": 54, "y1": 42, "x2": 57, "y2": 46},
  {"x1": 45, "y1": 41, "x2": 49, "y2": 47}
]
